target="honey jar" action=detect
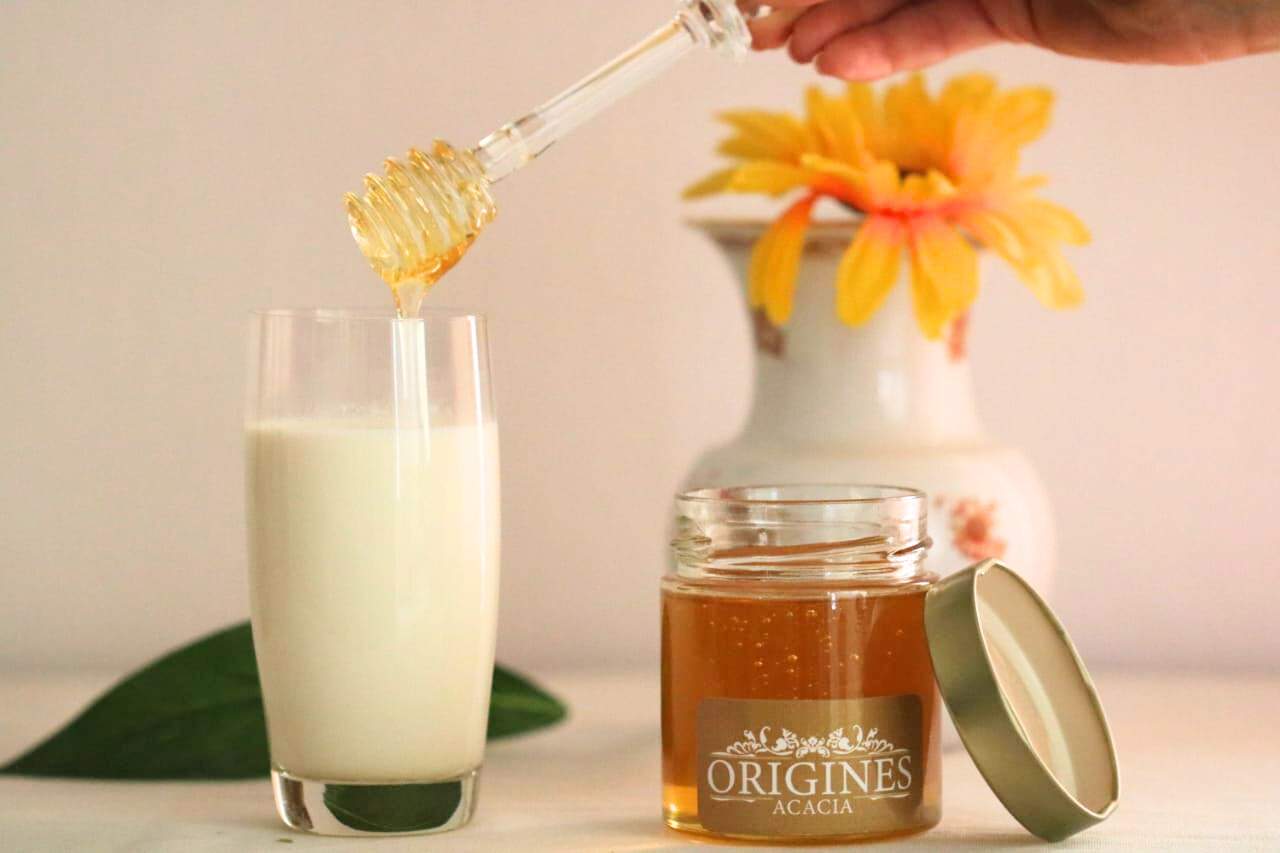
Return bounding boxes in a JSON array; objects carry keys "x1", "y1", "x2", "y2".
[
  {"x1": 662, "y1": 485, "x2": 940, "y2": 842},
  {"x1": 661, "y1": 484, "x2": 1120, "y2": 844}
]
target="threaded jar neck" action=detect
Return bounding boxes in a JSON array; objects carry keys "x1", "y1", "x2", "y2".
[{"x1": 671, "y1": 485, "x2": 931, "y2": 582}]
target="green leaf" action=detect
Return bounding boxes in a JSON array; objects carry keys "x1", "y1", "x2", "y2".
[
  {"x1": 322, "y1": 781, "x2": 463, "y2": 833},
  {"x1": 2, "y1": 622, "x2": 566, "y2": 780},
  {"x1": 488, "y1": 664, "x2": 567, "y2": 739},
  {"x1": 2, "y1": 623, "x2": 267, "y2": 779}
]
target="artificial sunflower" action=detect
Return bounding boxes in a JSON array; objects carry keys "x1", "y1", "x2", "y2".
[{"x1": 684, "y1": 74, "x2": 1089, "y2": 339}]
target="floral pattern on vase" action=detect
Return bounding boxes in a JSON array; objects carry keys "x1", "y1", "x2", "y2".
[{"x1": 938, "y1": 496, "x2": 1008, "y2": 561}]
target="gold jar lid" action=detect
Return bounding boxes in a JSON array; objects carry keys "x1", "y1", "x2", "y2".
[{"x1": 924, "y1": 560, "x2": 1120, "y2": 842}]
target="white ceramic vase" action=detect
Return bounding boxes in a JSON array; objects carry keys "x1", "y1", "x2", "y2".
[{"x1": 685, "y1": 220, "x2": 1055, "y2": 595}]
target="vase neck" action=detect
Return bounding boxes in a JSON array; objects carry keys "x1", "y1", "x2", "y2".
[{"x1": 741, "y1": 254, "x2": 987, "y2": 450}]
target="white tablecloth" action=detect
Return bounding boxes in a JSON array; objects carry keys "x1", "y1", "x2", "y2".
[{"x1": 1, "y1": 670, "x2": 1276, "y2": 851}]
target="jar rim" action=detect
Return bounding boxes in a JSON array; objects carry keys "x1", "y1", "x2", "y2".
[
  {"x1": 671, "y1": 484, "x2": 931, "y2": 581},
  {"x1": 677, "y1": 484, "x2": 925, "y2": 507}
]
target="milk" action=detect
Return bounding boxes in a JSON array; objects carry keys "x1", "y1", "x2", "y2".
[{"x1": 246, "y1": 418, "x2": 499, "y2": 782}]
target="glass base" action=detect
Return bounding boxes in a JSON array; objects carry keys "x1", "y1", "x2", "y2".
[{"x1": 271, "y1": 766, "x2": 478, "y2": 836}]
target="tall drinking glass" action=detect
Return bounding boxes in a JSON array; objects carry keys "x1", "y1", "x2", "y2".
[{"x1": 244, "y1": 308, "x2": 499, "y2": 836}]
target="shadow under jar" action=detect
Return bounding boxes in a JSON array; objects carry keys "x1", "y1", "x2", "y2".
[{"x1": 661, "y1": 485, "x2": 941, "y2": 843}]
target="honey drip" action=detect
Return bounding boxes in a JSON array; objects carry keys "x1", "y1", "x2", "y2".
[{"x1": 344, "y1": 141, "x2": 496, "y2": 317}]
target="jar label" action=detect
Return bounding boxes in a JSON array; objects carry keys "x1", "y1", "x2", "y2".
[{"x1": 697, "y1": 695, "x2": 923, "y2": 838}]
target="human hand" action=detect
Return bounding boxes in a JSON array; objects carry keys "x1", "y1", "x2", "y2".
[{"x1": 749, "y1": 0, "x2": 1280, "y2": 80}]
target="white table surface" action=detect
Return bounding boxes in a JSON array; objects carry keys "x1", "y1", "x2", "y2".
[{"x1": 1, "y1": 670, "x2": 1277, "y2": 852}]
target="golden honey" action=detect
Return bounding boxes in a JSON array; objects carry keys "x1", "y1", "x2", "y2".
[
  {"x1": 344, "y1": 141, "x2": 496, "y2": 317},
  {"x1": 661, "y1": 486, "x2": 942, "y2": 842}
]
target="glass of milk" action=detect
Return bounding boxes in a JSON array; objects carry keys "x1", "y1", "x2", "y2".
[{"x1": 245, "y1": 308, "x2": 499, "y2": 836}]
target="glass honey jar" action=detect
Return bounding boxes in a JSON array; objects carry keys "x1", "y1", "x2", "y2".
[{"x1": 661, "y1": 485, "x2": 941, "y2": 842}]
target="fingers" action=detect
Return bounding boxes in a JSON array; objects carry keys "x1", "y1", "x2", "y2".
[
  {"x1": 812, "y1": 0, "x2": 1004, "y2": 80},
  {"x1": 785, "y1": 0, "x2": 914, "y2": 62},
  {"x1": 750, "y1": 9, "x2": 805, "y2": 50},
  {"x1": 752, "y1": 0, "x2": 829, "y2": 7}
]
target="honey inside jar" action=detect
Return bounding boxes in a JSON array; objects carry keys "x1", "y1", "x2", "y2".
[{"x1": 661, "y1": 486, "x2": 942, "y2": 843}]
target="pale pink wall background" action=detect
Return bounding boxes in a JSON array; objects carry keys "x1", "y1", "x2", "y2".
[{"x1": 2, "y1": 1, "x2": 1277, "y2": 673}]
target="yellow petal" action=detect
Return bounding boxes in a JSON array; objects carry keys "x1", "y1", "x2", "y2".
[
  {"x1": 882, "y1": 74, "x2": 943, "y2": 171},
  {"x1": 833, "y1": 95, "x2": 871, "y2": 166},
  {"x1": 682, "y1": 167, "x2": 739, "y2": 199},
  {"x1": 949, "y1": 108, "x2": 1011, "y2": 184},
  {"x1": 842, "y1": 82, "x2": 881, "y2": 158},
  {"x1": 1011, "y1": 243, "x2": 1085, "y2": 309},
  {"x1": 907, "y1": 217, "x2": 978, "y2": 338},
  {"x1": 844, "y1": 82, "x2": 877, "y2": 126},
  {"x1": 938, "y1": 74, "x2": 996, "y2": 123},
  {"x1": 950, "y1": 85, "x2": 1053, "y2": 182},
  {"x1": 883, "y1": 74, "x2": 933, "y2": 134},
  {"x1": 946, "y1": 108, "x2": 989, "y2": 181},
  {"x1": 962, "y1": 208, "x2": 1085, "y2": 309},
  {"x1": 718, "y1": 110, "x2": 816, "y2": 161},
  {"x1": 749, "y1": 194, "x2": 817, "y2": 325},
  {"x1": 1042, "y1": 248, "x2": 1085, "y2": 307},
  {"x1": 836, "y1": 215, "x2": 904, "y2": 326},
  {"x1": 1016, "y1": 196, "x2": 1091, "y2": 245},
  {"x1": 908, "y1": 257, "x2": 948, "y2": 340},
  {"x1": 716, "y1": 136, "x2": 778, "y2": 159},
  {"x1": 862, "y1": 160, "x2": 902, "y2": 203},
  {"x1": 798, "y1": 153, "x2": 899, "y2": 209},
  {"x1": 955, "y1": 208, "x2": 1030, "y2": 265},
  {"x1": 729, "y1": 161, "x2": 815, "y2": 196},
  {"x1": 799, "y1": 152, "x2": 863, "y2": 186},
  {"x1": 806, "y1": 86, "x2": 873, "y2": 166},
  {"x1": 805, "y1": 86, "x2": 842, "y2": 159},
  {"x1": 900, "y1": 169, "x2": 957, "y2": 202},
  {"x1": 992, "y1": 87, "x2": 1054, "y2": 148},
  {"x1": 1012, "y1": 174, "x2": 1051, "y2": 193}
]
